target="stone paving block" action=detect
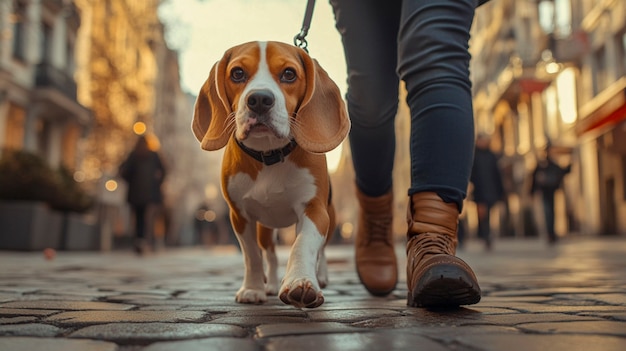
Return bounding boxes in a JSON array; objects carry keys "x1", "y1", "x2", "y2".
[
  {"x1": 0, "y1": 316, "x2": 37, "y2": 324},
  {"x1": 93, "y1": 285, "x2": 174, "y2": 296},
  {"x1": 461, "y1": 312, "x2": 601, "y2": 326},
  {"x1": 467, "y1": 306, "x2": 521, "y2": 314},
  {"x1": 490, "y1": 287, "x2": 622, "y2": 297},
  {"x1": 0, "y1": 337, "x2": 119, "y2": 351},
  {"x1": 0, "y1": 323, "x2": 61, "y2": 337},
  {"x1": 555, "y1": 293, "x2": 626, "y2": 305},
  {"x1": 307, "y1": 308, "x2": 403, "y2": 322},
  {"x1": 401, "y1": 306, "x2": 485, "y2": 322},
  {"x1": 142, "y1": 337, "x2": 261, "y2": 351},
  {"x1": 138, "y1": 305, "x2": 188, "y2": 311},
  {"x1": 476, "y1": 301, "x2": 622, "y2": 313},
  {"x1": 210, "y1": 315, "x2": 309, "y2": 327},
  {"x1": 456, "y1": 333, "x2": 626, "y2": 351},
  {"x1": 46, "y1": 310, "x2": 207, "y2": 325},
  {"x1": 8, "y1": 294, "x2": 98, "y2": 302},
  {"x1": 255, "y1": 322, "x2": 361, "y2": 338},
  {"x1": 264, "y1": 331, "x2": 448, "y2": 351},
  {"x1": 0, "y1": 300, "x2": 134, "y2": 310},
  {"x1": 69, "y1": 322, "x2": 248, "y2": 343},
  {"x1": 578, "y1": 311, "x2": 626, "y2": 321},
  {"x1": 310, "y1": 299, "x2": 398, "y2": 311},
  {"x1": 518, "y1": 320, "x2": 626, "y2": 337},
  {"x1": 351, "y1": 315, "x2": 429, "y2": 329},
  {"x1": 99, "y1": 297, "x2": 216, "y2": 307},
  {"x1": 0, "y1": 308, "x2": 60, "y2": 316},
  {"x1": 218, "y1": 306, "x2": 308, "y2": 318},
  {"x1": 34, "y1": 288, "x2": 112, "y2": 299},
  {"x1": 0, "y1": 293, "x2": 19, "y2": 302},
  {"x1": 104, "y1": 294, "x2": 170, "y2": 302},
  {"x1": 419, "y1": 325, "x2": 521, "y2": 342}
]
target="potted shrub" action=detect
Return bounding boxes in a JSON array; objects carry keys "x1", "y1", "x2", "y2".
[
  {"x1": 52, "y1": 165, "x2": 98, "y2": 250},
  {"x1": 0, "y1": 150, "x2": 63, "y2": 250}
]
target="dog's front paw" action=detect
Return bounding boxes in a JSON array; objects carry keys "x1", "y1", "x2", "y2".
[
  {"x1": 265, "y1": 280, "x2": 279, "y2": 296},
  {"x1": 236, "y1": 287, "x2": 268, "y2": 304},
  {"x1": 279, "y1": 278, "x2": 324, "y2": 308}
]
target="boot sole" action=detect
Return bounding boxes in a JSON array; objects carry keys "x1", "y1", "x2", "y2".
[{"x1": 408, "y1": 263, "x2": 481, "y2": 308}]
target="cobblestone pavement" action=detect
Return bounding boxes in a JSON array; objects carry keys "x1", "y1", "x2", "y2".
[{"x1": 1, "y1": 236, "x2": 626, "y2": 351}]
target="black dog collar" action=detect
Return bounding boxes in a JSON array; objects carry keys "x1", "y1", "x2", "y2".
[{"x1": 235, "y1": 139, "x2": 298, "y2": 166}]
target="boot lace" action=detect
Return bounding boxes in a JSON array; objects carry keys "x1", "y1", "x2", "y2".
[
  {"x1": 363, "y1": 215, "x2": 393, "y2": 246},
  {"x1": 407, "y1": 233, "x2": 456, "y2": 264}
]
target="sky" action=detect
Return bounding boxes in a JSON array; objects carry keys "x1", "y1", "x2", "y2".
[
  {"x1": 158, "y1": 0, "x2": 347, "y2": 96},
  {"x1": 158, "y1": 0, "x2": 348, "y2": 169}
]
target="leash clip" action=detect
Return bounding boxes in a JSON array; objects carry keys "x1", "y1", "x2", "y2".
[
  {"x1": 293, "y1": 31, "x2": 309, "y2": 53},
  {"x1": 293, "y1": 0, "x2": 315, "y2": 53}
]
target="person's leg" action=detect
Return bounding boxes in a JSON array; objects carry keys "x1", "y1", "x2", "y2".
[
  {"x1": 476, "y1": 203, "x2": 492, "y2": 250},
  {"x1": 133, "y1": 205, "x2": 147, "y2": 254},
  {"x1": 398, "y1": 0, "x2": 481, "y2": 307},
  {"x1": 331, "y1": 0, "x2": 401, "y2": 197},
  {"x1": 330, "y1": 0, "x2": 402, "y2": 296},
  {"x1": 542, "y1": 193, "x2": 556, "y2": 243}
]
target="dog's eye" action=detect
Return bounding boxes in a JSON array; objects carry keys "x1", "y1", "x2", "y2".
[
  {"x1": 280, "y1": 68, "x2": 297, "y2": 83},
  {"x1": 230, "y1": 68, "x2": 246, "y2": 83}
]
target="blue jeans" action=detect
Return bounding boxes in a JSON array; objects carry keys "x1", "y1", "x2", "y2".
[{"x1": 330, "y1": 0, "x2": 477, "y2": 210}]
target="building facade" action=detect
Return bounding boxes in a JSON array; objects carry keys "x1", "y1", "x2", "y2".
[
  {"x1": 74, "y1": 0, "x2": 223, "y2": 246},
  {"x1": 0, "y1": 0, "x2": 90, "y2": 169},
  {"x1": 471, "y1": 0, "x2": 626, "y2": 236},
  {"x1": 74, "y1": 0, "x2": 161, "y2": 183}
]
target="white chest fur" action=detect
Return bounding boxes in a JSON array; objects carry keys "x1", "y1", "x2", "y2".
[{"x1": 226, "y1": 161, "x2": 317, "y2": 229}]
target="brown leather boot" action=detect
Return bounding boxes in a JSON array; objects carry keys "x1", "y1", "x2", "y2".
[
  {"x1": 406, "y1": 192, "x2": 481, "y2": 307},
  {"x1": 355, "y1": 189, "x2": 398, "y2": 296}
]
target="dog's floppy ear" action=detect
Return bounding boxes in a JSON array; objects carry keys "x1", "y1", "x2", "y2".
[
  {"x1": 292, "y1": 53, "x2": 350, "y2": 154},
  {"x1": 192, "y1": 54, "x2": 232, "y2": 151}
]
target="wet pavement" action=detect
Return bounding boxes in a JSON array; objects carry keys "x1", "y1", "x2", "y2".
[{"x1": 1, "y1": 236, "x2": 625, "y2": 350}]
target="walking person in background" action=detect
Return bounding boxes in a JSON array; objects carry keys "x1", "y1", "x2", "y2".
[
  {"x1": 470, "y1": 132, "x2": 505, "y2": 251},
  {"x1": 330, "y1": 0, "x2": 489, "y2": 307},
  {"x1": 531, "y1": 144, "x2": 571, "y2": 244},
  {"x1": 119, "y1": 134, "x2": 167, "y2": 255}
]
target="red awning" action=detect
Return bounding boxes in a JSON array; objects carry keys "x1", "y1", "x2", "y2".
[{"x1": 576, "y1": 78, "x2": 626, "y2": 136}]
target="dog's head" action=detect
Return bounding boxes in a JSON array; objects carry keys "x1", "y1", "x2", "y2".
[{"x1": 192, "y1": 41, "x2": 349, "y2": 153}]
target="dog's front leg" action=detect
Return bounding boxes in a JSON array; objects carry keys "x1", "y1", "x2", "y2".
[
  {"x1": 258, "y1": 224, "x2": 279, "y2": 295},
  {"x1": 234, "y1": 222, "x2": 267, "y2": 304},
  {"x1": 279, "y1": 210, "x2": 327, "y2": 308}
]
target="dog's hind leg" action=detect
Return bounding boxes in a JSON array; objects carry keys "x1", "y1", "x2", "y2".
[
  {"x1": 233, "y1": 219, "x2": 268, "y2": 304},
  {"x1": 258, "y1": 224, "x2": 279, "y2": 295}
]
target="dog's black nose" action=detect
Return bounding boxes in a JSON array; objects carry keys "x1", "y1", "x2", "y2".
[{"x1": 247, "y1": 90, "x2": 275, "y2": 115}]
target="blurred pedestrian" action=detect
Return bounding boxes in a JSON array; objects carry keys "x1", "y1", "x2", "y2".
[
  {"x1": 470, "y1": 132, "x2": 504, "y2": 250},
  {"x1": 119, "y1": 134, "x2": 167, "y2": 254},
  {"x1": 330, "y1": 0, "x2": 489, "y2": 307},
  {"x1": 530, "y1": 144, "x2": 571, "y2": 244}
]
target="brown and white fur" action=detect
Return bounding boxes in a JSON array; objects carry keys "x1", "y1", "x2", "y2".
[{"x1": 192, "y1": 41, "x2": 349, "y2": 308}]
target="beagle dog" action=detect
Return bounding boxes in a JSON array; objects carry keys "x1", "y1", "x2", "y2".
[{"x1": 192, "y1": 41, "x2": 349, "y2": 308}]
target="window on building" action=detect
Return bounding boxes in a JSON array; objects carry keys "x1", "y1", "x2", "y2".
[
  {"x1": 622, "y1": 154, "x2": 626, "y2": 201},
  {"x1": 11, "y1": 1, "x2": 27, "y2": 61},
  {"x1": 617, "y1": 30, "x2": 626, "y2": 78},
  {"x1": 538, "y1": 0, "x2": 571, "y2": 38},
  {"x1": 4, "y1": 103, "x2": 25, "y2": 150},
  {"x1": 40, "y1": 22, "x2": 53, "y2": 64},
  {"x1": 556, "y1": 68, "x2": 578, "y2": 125},
  {"x1": 544, "y1": 85, "x2": 559, "y2": 139},
  {"x1": 538, "y1": 0, "x2": 555, "y2": 34},
  {"x1": 554, "y1": 0, "x2": 572, "y2": 38},
  {"x1": 66, "y1": 37, "x2": 76, "y2": 72},
  {"x1": 593, "y1": 46, "x2": 608, "y2": 95}
]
